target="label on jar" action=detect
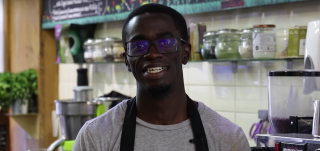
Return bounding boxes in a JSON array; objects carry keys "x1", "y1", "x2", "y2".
[{"x1": 253, "y1": 33, "x2": 276, "y2": 52}]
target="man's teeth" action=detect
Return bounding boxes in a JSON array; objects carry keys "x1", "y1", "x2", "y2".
[{"x1": 147, "y1": 67, "x2": 167, "y2": 73}]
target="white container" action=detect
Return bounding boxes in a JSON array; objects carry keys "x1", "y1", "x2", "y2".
[
  {"x1": 92, "y1": 39, "x2": 105, "y2": 62},
  {"x1": 304, "y1": 19, "x2": 320, "y2": 70},
  {"x1": 253, "y1": 25, "x2": 277, "y2": 59}
]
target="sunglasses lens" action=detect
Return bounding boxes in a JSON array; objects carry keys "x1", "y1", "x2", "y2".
[
  {"x1": 155, "y1": 38, "x2": 177, "y2": 53},
  {"x1": 127, "y1": 40, "x2": 149, "y2": 56},
  {"x1": 126, "y1": 38, "x2": 178, "y2": 56}
]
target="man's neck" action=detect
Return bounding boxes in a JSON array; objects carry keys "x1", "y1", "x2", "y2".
[{"x1": 135, "y1": 84, "x2": 188, "y2": 125}]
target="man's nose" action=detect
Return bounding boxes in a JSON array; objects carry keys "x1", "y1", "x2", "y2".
[{"x1": 144, "y1": 44, "x2": 162, "y2": 58}]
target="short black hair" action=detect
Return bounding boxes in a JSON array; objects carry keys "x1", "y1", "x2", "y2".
[{"x1": 121, "y1": 4, "x2": 188, "y2": 49}]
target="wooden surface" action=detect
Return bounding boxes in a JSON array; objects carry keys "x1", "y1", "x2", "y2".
[
  {"x1": 8, "y1": 0, "x2": 41, "y2": 72},
  {"x1": 4, "y1": 0, "x2": 59, "y2": 150},
  {"x1": 2, "y1": 1, "x2": 11, "y2": 151},
  {"x1": 39, "y1": 29, "x2": 59, "y2": 148},
  {"x1": 3, "y1": 0, "x2": 10, "y2": 72}
]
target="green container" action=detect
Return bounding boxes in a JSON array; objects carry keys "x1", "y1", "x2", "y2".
[
  {"x1": 62, "y1": 140, "x2": 75, "y2": 151},
  {"x1": 288, "y1": 28, "x2": 294, "y2": 57},
  {"x1": 215, "y1": 29, "x2": 241, "y2": 59}
]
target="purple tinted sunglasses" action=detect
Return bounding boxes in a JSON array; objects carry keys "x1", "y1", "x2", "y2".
[{"x1": 125, "y1": 38, "x2": 187, "y2": 57}]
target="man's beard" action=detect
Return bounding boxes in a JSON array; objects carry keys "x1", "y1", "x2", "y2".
[{"x1": 146, "y1": 84, "x2": 171, "y2": 96}]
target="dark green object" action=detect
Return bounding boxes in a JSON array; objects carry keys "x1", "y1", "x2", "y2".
[
  {"x1": 201, "y1": 31, "x2": 217, "y2": 60},
  {"x1": 68, "y1": 24, "x2": 96, "y2": 63}
]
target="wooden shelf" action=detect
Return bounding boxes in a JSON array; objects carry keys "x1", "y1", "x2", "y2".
[{"x1": 6, "y1": 113, "x2": 39, "y2": 139}]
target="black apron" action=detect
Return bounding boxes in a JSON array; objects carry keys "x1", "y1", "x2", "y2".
[{"x1": 119, "y1": 95, "x2": 209, "y2": 151}]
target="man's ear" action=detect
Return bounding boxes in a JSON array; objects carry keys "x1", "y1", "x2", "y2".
[
  {"x1": 122, "y1": 52, "x2": 131, "y2": 72},
  {"x1": 182, "y1": 43, "x2": 191, "y2": 65}
]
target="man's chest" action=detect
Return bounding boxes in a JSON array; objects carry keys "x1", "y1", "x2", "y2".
[{"x1": 134, "y1": 125, "x2": 196, "y2": 151}]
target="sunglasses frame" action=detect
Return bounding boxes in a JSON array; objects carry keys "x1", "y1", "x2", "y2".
[{"x1": 124, "y1": 38, "x2": 188, "y2": 57}]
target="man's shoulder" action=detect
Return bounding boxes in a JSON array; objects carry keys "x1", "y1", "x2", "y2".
[
  {"x1": 85, "y1": 100, "x2": 128, "y2": 131},
  {"x1": 198, "y1": 101, "x2": 240, "y2": 131},
  {"x1": 73, "y1": 100, "x2": 129, "y2": 150}
]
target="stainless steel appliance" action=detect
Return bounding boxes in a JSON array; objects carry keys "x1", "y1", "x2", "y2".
[{"x1": 47, "y1": 100, "x2": 98, "y2": 151}]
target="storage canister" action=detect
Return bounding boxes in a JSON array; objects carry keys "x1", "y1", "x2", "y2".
[
  {"x1": 113, "y1": 41, "x2": 125, "y2": 62},
  {"x1": 83, "y1": 39, "x2": 95, "y2": 63},
  {"x1": 92, "y1": 39, "x2": 105, "y2": 62},
  {"x1": 189, "y1": 23, "x2": 206, "y2": 61},
  {"x1": 201, "y1": 31, "x2": 217, "y2": 60},
  {"x1": 215, "y1": 29, "x2": 241, "y2": 59},
  {"x1": 102, "y1": 37, "x2": 121, "y2": 62},
  {"x1": 252, "y1": 24, "x2": 277, "y2": 59},
  {"x1": 239, "y1": 28, "x2": 253, "y2": 59}
]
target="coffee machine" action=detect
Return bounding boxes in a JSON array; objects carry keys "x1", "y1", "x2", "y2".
[{"x1": 253, "y1": 19, "x2": 320, "y2": 151}]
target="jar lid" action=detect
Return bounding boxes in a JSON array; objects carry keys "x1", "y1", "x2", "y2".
[
  {"x1": 103, "y1": 37, "x2": 122, "y2": 43},
  {"x1": 94, "y1": 39, "x2": 104, "y2": 44},
  {"x1": 203, "y1": 31, "x2": 216, "y2": 37},
  {"x1": 240, "y1": 28, "x2": 254, "y2": 34},
  {"x1": 216, "y1": 29, "x2": 239, "y2": 35},
  {"x1": 268, "y1": 70, "x2": 320, "y2": 76},
  {"x1": 253, "y1": 24, "x2": 276, "y2": 28},
  {"x1": 84, "y1": 39, "x2": 95, "y2": 46}
]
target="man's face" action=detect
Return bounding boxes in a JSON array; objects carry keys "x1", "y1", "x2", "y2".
[{"x1": 124, "y1": 13, "x2": 190, "y2": 94}]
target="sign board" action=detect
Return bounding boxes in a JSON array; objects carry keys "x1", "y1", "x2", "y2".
[{"x1": 42, "y1": 0, "x2": 312, "y2": 29}]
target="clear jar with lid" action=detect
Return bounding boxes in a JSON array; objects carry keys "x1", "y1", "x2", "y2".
[
  {"x1": 92, "y1": 39, "x2": 105, "y2": 62},
  {"x1": 102, "y1": 37, "x2": 122, "y2": 62},
  {"x1": 239, "y1": 28, "x2": 254, "y2": 59},
  {"x1": 253, "y1": 25, "x2": 277, "y2": 59},
  {"x1": 113, "y1": 41, "x2": 125, "y2": 62},
  {"x1": 83, "y1": 39, "x2": 95, "y2": 63},
  {"x1": 201, "y1": 31, "x2": 217, "y2": 60},
  {"x1": 215, "y1": 29, "x2": 241, "y2": 59}
]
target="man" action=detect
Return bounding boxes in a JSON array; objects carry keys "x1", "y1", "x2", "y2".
[{"x1": 73, "y1": 4, "x2": 250, "y2": 151}]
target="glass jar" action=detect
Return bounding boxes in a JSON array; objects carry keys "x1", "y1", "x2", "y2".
[
  {"x1": 215, "y1": 29, "x2": 241, "y2": 59},
  {"x1": 276, "y1": 28, "x2": 289, "y2": 58},
  {"x1": 102, "y1": 37, "x2": 121, "y2": 62},
  {"x1": 92, "y1": 39, "x2": 105, "y2": 63},
  {"x1": 201, "y1": 31, "x2": 217, "y2": 60},
  {"x1": 239, "y1": 28, "x2": 253, "y2": 59},
  {"x1": 253, "y1": 24, "x2": 277, "y2": 59},
  {"x1": 83, "y1": 39, "x2": 95, "y2": 63},
  {"x1": 113, "y1": 41, "x2": 125, "y2": 62}
]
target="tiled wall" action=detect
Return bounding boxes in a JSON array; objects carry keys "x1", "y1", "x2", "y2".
[{"x1": 58, "y1": 1, "x2": 320, "y2": 146}]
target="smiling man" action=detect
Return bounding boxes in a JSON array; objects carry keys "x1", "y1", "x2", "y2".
[{"x1": 73, "y1": 4, "x2": 250, "y2": 151}]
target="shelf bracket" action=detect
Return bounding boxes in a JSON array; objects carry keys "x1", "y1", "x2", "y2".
[
  {"x1": 287, "y1": 59, "x2": 293, "y2": 69},
  {"x1": 231, "y1": 61, "x2": 237, "y2": 73}
]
